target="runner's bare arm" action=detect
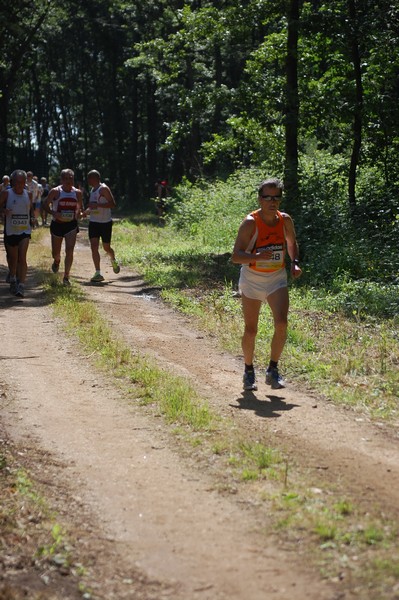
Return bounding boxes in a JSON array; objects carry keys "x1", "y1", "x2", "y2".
[
  {"x1": 232, "y1": 218, "x2": 257, "y2": 264},
  {"x1": 76, "y1": 190, "x2": 83, "y2": 219},
  {"x1": 232, "y1": 217, "x2": 273, "y2": 264},
  {"x1": 99, "y1": 186, "x2": 116, "y2": 209}
]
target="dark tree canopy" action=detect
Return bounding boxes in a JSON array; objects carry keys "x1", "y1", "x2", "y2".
[{"x1": 1, "y1": 0, "x2": 399, "y2": 212}]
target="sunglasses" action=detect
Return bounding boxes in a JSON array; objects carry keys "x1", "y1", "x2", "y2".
[{"x1": 260, "y1": 194, "x2": 282, "y2": 201}]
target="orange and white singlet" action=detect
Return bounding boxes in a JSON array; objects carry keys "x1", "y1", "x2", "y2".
[{"x1": 246, "y1": 209, "x2": 286, "y2": 273}]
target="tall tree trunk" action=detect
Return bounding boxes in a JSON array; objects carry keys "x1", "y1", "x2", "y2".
[
  {"x1": 212, "y1": 44, "x2": 222, "y2": 132},
  {"x1": 185, "y1": 55, "x2": 202, "y2": 178},
  {"x1": 129, "y1": 76, "x2": 139, "y2": 207},
  {"x1": 284, "y1": 0, "x2": 301, "y2": 216},
  {"x1": 31, "y1": 67, "x2": 49, "y2": 176},
  {"x1": 347, "y1": 0, "x2": 363, "y2": 216},
  {"x1": 0, "y1": 91, "x2": 9, "y2": 173},
  {"x1": 146, "y1": 77, "x2": 157, "y2": 198}
]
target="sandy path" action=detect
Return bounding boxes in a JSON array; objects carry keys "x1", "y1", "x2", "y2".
[
  {"x1": 0, "y1": 229, "x2": 398, "y2": 599},
  {"x1": 71, "y1": 237, "x2": 399, "y2": 518}
]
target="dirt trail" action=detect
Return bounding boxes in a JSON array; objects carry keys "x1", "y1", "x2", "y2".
[{"x1": 0, "y1": 228, "x2": 398, "y2": 599}]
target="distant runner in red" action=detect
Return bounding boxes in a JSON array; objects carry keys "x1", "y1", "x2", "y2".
[{"x1": 43, "y1": 169, "x2": 83, "y2": 286}]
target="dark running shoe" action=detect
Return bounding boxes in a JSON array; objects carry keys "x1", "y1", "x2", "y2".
[
  {"x1": 243, "y1": 369, "x2": 257, "y2": 391},
  {"x1": 52, "y1": 261, "x2": 60, "y2": 273},
  {"x1": 15, "y1": 283, "x2": 24, "y2": 298},
  {"x1": 266, "y1": 368, "x2": 286, "y2": 390}
]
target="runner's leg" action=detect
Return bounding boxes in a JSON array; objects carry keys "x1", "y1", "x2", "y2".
[
  {"x1": 266, "y1": 286, "x2": 289, "y2": 363},
  {"x1": 16, "y1": 237, "x2": 30, "y2": 283},
  {"x1": 7, "y1": 245, "x2": 18, "y2": 278},
  {"x1": 63, "y1": 229, "x2": 77, "y2": 278},
  {"x1": 102, "y1": 241, "x2": 116, "y2": 263},
  {"x1": 241, "y1": 294, "x2": 262, "y2": 366},
  {"x1": 90, "y1": 237, "x2": 101, "y2": 271},
  {"x1": 51, "y1": 234, "x2": 63, "y2": 267}
]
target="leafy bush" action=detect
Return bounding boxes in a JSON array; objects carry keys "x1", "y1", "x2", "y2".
[
  {"x1": 166, "y1": 155, "x2": 399, "y2": 319},
  {"x1": 168, "y1": 167, "x2": 266, "y2": 251}
]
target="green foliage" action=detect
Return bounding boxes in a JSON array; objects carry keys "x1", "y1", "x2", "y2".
[
  {"x1": 112, "y1": 160, "x2": 399, "y2": 420},
  {"x1": 168, "y1": 167, "x2": 269, "y2": 249},
  {"x1": 119, "y1": 159, "x2": 399, "y2": 321},
  {"x1": 3, "y1": 0, "x2": 399, "y2": 213},
  {"x1": 17, "y1": 469, "x2": 46, "y2": 507},
  {"x1": 37, "y1": 523, "x2": 67, "y2": 559},
  {"x1": 201, "y1": 116, "x2": 286, "y2": 172}
]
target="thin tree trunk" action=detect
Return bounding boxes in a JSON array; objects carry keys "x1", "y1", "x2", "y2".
[
  {"x1": 284, "y1": 0, "x2": 301, "y2": 216},
  {"x1": 0, "y1": 91, "x2": 9, "y2": 173},
  {"x1": 130, "y1": 75, "x2": 139, "y2": 206},
  {"x1": 347, "y1": 0, "x2": 363, "y2": 216},
  {"x1": 147, "y1": 77, "x2": 157, "y2": 198}
]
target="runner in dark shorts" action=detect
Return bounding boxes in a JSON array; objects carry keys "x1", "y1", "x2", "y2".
[
  {"x1": 50, "y1": 219, "x2": 79, "y2": 238},
  {"x1": 88, "y1": 220, "x2": 112, "y2": 244},
  {"x1": 4, "y1": 232, "x2": 31, "y2": 246},
  {"x1": 0, "y1": 170, "x2": 32, "y2": 298},
  {"x1": 84, "y1": 170, "x2": 120, "y2": 283},
  {"x1": 42, "y1": 169, "x2": 83, "y2": 286}
]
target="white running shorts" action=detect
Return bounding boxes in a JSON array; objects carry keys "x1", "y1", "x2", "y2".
[{"x1": 238, "y1": 266, "x2": 287, "y2": 301}]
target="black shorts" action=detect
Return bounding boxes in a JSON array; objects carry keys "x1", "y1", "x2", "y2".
[
  {"x1": 88, "y1": 220, "x2": 113, "y2": 244},
  {"x1": 50, "y1": 220, "x2": 78, "y2": 238},
  {"x1": 4, "y1": 233, "x2": 31, "y2": 247}
]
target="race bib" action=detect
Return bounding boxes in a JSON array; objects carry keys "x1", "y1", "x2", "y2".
[
  {"x1": 59, "y1": 210, "x2": 75, "y2": 222},
  {"x1": 90, "y1": 203, "x2": 100, "y2": 216},
  {"x1": 255, "y1": 244, "x2": 284, "y2": 271},
  {"x1": 10, "y1": 213, "x2": 29, "y2": 233}
]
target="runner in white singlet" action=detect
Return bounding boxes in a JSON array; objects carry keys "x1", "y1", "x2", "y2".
[
  {"x1": 0, "y1": 169, "x2": 32, "y2": 298},
  {"x1": 83, "y1": 170, "x2": 120, "y2": 283}
]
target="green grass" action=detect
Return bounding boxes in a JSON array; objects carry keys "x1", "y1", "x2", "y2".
[
  {"x1": 0, "y1": 450, "x2": 89, "y2": 596},
  {"x1": 112, "y1": 217, "x2": 399, "y2": 422},
  {"x1": 43, "y1": 276, "x2": 213, "y2": 432},
  {"x1": 26, "y1": 227, "x2": 399, "y2": 599},
  {"x1": 239, "y1": 441, "x2": 281, "y2": 476}
]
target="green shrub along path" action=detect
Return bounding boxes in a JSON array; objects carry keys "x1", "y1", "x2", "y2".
[{"x1": 107, "y1": 170, "x2": 399, "y2": 425}]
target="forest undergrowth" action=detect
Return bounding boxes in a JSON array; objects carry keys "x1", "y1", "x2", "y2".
[{"x1": 114, "y1": 168, "x2": 399, "y2": 423}]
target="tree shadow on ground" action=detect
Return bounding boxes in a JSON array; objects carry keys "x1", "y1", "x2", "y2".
[
  {"x1": 230, "y1": 392, "x2": 300, "y2": 419},
  {"x1": 134, "y1": 250, "x2": 238, "y2": 290},
  {"x1": 0, "y1": 263, "x2": 86, "y2": 310}
]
